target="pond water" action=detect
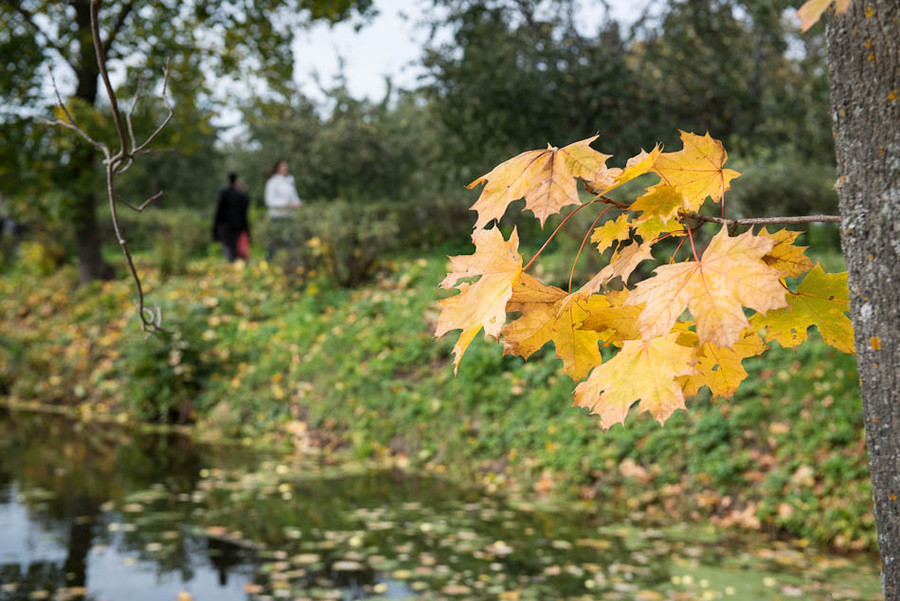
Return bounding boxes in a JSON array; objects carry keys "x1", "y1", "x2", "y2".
[{"x1": 0, "y1": 408, "x2": 881, "y2": 601}]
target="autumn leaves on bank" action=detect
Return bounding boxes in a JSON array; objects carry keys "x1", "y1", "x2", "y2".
[{"x1": 435, "y1": 132, "x2": 853, "y2": 429}]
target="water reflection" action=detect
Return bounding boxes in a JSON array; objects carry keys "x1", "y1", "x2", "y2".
[{"x1": 0, "y1": 408, "x2": 881, "y2": 601}]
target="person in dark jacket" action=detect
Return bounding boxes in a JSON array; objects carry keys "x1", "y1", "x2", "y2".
[{"x1": 212, "y1": 172, "x2": 251, "y2": 262}]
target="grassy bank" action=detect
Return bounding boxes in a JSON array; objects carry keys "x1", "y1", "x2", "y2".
[{"x1": 0, "y1": 247, "x2": 873, "y2": 552}]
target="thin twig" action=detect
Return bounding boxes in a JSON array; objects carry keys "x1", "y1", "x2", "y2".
[
  {"x1": 121, "y1": 190, "x2": 165, "y2": 213},
  {"x1": 91, "y1": 0, "x2": 128, "y2": 162},
  {"x1": 598, "y1": 193, "x2": 839, "y2": 226},
  {"x1": 126, "y1": 72, "x2": 146, "y2": 153},
  {"x1": 569, "y1": 206, "x2": 613, "y2": 293},
  {"x1": 102, "y1": 0, "x2": 137, "y2": 57},
  {"x1": 43, "y1": 69, "x2": 107, "y2": 153},
  {"x1": 595, "y1": 195, "x2": 631, "y2": 211},
  {"x1": 132, "y1": 61, "x2": 173, "y2": 156}
]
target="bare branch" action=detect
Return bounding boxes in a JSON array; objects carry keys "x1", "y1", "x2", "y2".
[
  {"x1": 132, "y1": 61, "x2": 174, "y2": 155},
  {"x1": 43, "y1": 69, "x2": 107, "y2": 154},
  {"x1": 595, "y1": 195, "x2": 631, "y2": 211},
  {"x1": 90, "y1": 0, "x2": 128, "y2": 158},
  {"x1": 126, "y1": 72, "x2": 146, "y2": 154},
  {"x1": 682, "y1": 213, "x2": 842, "y2": 226},
  {"x1": 595, "y1": 194, "x2": 841, "y2": 227},
  {"x1": 41, "y1": 1, "x2": 172, "y2": 334},
  {"x1": 121, "y1": 190, "x2": 165, "y2": 213}
]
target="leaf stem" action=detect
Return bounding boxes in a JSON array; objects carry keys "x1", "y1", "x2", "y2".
[
  {"x1": 569, "y1": 206, "x2": 613, "y2": 293},
  {"x1": 522, "y1": 199, "x2": 599, "y2": 272}
]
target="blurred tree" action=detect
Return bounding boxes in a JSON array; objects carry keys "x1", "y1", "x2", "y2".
[
  {"x1": 422, "y1": 0, "x2": 644, "y2": 180},
  {"x1": 233, "y1": 78, "x2": 443, "y2": 205},
  {"x1": 422, "y1": 0, "x2": 834, "y2": 181},
  {"x1": 634, "y1": 0, "x2": 833, "y2": 162},
  {"x1": 0, "y1": 0, "x2": 374, "y2": 283}
]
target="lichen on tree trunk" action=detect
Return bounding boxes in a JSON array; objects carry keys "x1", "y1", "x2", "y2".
[{"x1": 827, "y1": 1, "x2": 899, "y2": 598}]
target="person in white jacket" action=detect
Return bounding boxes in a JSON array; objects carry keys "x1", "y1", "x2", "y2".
[
  {"x1": 264, "y1": 159, "x2": 301, "y2": 218},
  {"x1": 264, "y1": 159, "x2": 302, "y2": 258}
]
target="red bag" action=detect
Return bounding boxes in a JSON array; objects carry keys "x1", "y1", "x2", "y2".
[{"x1": 236, "y1": 231, "x2": 250, "y2": 260}]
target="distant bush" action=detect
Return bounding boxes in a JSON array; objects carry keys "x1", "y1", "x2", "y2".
[
  {"x1": 259, "y1": 198, "x2": 470, "y2": 287},
  {"x1": 728, "y1": 149, "x2": 838, "y2": 218}
]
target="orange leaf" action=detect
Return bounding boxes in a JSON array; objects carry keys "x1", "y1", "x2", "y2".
[
  {"x1": 436, "y1": 228, "x2": 522, "y2": 372},
  {"x1": 501, "y1": 274, "x2": 567, "y2": 360},
  {"x1": 573, "y1": 333, "x2": 696, "y2": 428},
  {"x1": 627, "y1": 228, "x2": 786, "y2": 347},
  {"x1": 653, "y1": 131, "x2": 741, "y2": 212},
  {"x1": 467, "y1": 136, "x2": 616, "y2": 230}
]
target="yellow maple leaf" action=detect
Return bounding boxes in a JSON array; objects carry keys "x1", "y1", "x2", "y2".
[
  {"x1": 587, "y1": 146, "x2": 663, "y2": 197},
  {"x1": 627, "y1": 228, "x2": 786, "y2": 347},
  {"x1": 436, "y1": 227, "x2": 522, "y2": 372},
  {"x1": 580, "y1": 289, "x2": 643, "y2": 346},
  {"x1": 573, "y1": 333, "x2": 696, "y2": 429},
  {"x1": 653, "y1": 131, "x2": 741, "y2": 212},
  {"x1": 467, "y1": 136, "x2": 617, "y2": 230},
  {"x1": 631, "y1": 184, "x2": 683, "y2": 222},
  {"x1": 502, "y1": 279, "x2": 605, "y2": 381},
  {"x1": 681, "y1": 329, "x2": 768, "y2": 398},
  {"x1": 634, "y1": 216, "x2": 683, "y2": 243},
  {"x1": 798, "y1": 0, "x2": 852, "y2": 32},
  {"x1": 552, "y1": 294, "x2": 608, "y2": 381},
  {"x1": 581, "y1": 241, "x2": 655, "y2": 294},
  {"x1": 750, "y1": 263, "x2": 854, "y2": 353},
  {"x1": 590, "y1": 214, "x2": 631, "y2": 254},
  {"x1": 502, "y1": 274, "x2": 567, "y2": 360},
  {"x1": 631, "y1": 184, "x2": 685, "y2": 243},
  {"x1": 759, "y1": 227, "x2": 813, "y2": 278}
]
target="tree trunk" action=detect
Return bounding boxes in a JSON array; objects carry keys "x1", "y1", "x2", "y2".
[
  {"x1": 827, "y1": 1, "x2": 899, "y2": 598},
  {"x1": 72, "y1": 0, "x2": 114, "y2": 284}
]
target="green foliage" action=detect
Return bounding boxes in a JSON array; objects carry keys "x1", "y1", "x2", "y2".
[
  {"x1": 119, "y1": 307, "x2": 216, "y2": 423},
  {"x1": 0, "y1": 252, "x2": 874, "y2": 550}
]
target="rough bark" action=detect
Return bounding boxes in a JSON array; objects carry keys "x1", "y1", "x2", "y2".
[
  {"x1": 827, "y1": 1, "x2": 899, "y2": 598},
  {"x1": 71, "y1": 0, "x2": 114, "y2": 283}
]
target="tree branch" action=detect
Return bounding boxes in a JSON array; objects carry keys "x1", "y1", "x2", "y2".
[
  {"x1": 681, "y1": 213, "x2": 842, "y2": 226},
  {"x1": 44, "y1": 0, "x2": 172, "y2": 334},
  {"x1": 595, "y1": 195, "x2": 841, "y2": 226},
  {"x1": 90, "y1": 0, "x2": 128, "y2": 161}
]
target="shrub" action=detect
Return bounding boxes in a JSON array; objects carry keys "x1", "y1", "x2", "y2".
[
  {"x1": 118, "y1": 302, "x2": 219, "y2": 423},
  {"x1": 260, "y1": 197, "x2": 472, "y2": 288}
]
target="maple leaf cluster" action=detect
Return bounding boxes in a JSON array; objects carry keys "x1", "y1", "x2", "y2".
[{"x1": 435, "y1": 132, "x2": 854, "y2": 429}]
